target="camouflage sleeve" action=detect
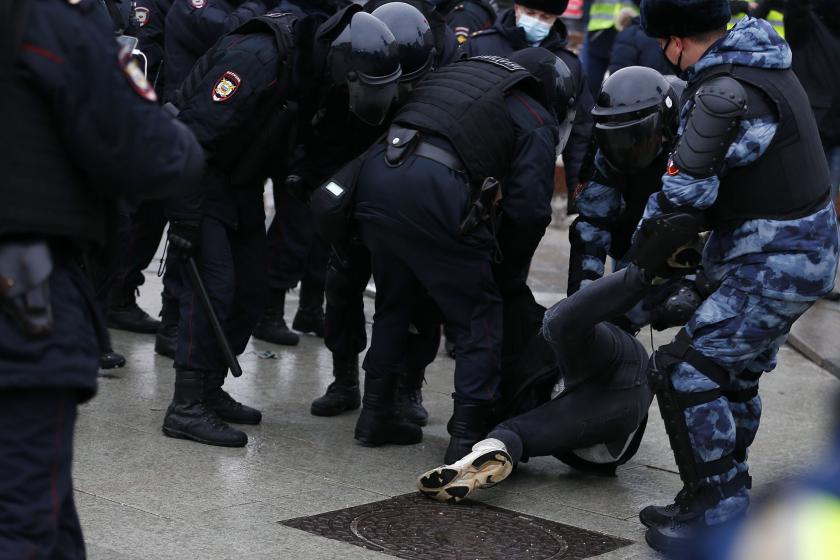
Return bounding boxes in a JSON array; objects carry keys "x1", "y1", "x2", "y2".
[
  {"x1": 568, "y1": 153, "x2": 623, "y2": 294},
  {"x1": 642, "y1": 115, "x2": 778, "y2": 221}
]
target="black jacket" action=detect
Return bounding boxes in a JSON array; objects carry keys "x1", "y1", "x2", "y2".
[
  {"x1": 608, "y1": 18, "x2": 672, "y2": 76},
  {"x1": 463, "y1": 10, "x2": 595, "y2": 187}
]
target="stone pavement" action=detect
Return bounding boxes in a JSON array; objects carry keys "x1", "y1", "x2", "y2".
[{"x1": 75, "y1": 225, "x2": 840, "y2": 560}]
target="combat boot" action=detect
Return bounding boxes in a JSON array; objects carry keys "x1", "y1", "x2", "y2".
[
  {"x1": 162, "y1": 370, "x2": 247, "y2": 447},
  {"x1": 354, "y1": 374, "x2": 422, "y2": 446},
  {"x1": 107, "y1": 287, "x2": 161, "y2": 334},
  {"x1": 154, "y1": 295, "x2": 178, "y2": 359},
  {"x1": 444, "y1": 401, "x2": 495, "y2": 464},
  {"x1": 204, "y1": 370, "x2": 262, "y2": 425},
  {"x1": 292, "y1": 282, "x2": 325, "y2": 337},
  {"x1": 640, "y1": 472, "x2": 751, "y2": 529},
  {"x1": 253, "y1": 290, "x2": 299, "y2": 346},
  {"x1": 310, "y1": 355, "x2": 361, "y2": 416},
  {"x1": 99, "y1": 347, "x2": 126, "y2": 370},
  {"x1": 396, "y1": 369, "x2": 428, "y2": 426}
]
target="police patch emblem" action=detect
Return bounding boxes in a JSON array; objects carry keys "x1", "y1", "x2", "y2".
[
  {"x1": 667, "y1": 157, "x2": 680, "y2": 176},
  {"x1": 134, "y1": 6, "x2": 150, "y2": 26},
  {"x1": 190, "y1": 0, "x2": 206, "y2": 8},
  {"x1": 120, "y1": 52, "x2": 157, "y2": 102},
  {"x1": 212, "y1": 71, "x2": 241, "y2": 102},
  {"x1": 454, "y1": 27, "x2": 469, "y2": 44}
]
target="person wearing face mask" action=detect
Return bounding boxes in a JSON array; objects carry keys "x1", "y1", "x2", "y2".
[
  {"x1": 463, "y1": 0, "x2": 595, "y2": 203},
  {"x1": 632, "y1": 0, "x2": 840, "y2": 554}
]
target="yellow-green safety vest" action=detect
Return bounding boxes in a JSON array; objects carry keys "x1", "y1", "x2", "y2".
[
  {"x1": 587, "y1": 0, "x2": 637, "y2": 32},
  {"x1": 728, "y1": 10, "x2": 785, "y2": 38}
]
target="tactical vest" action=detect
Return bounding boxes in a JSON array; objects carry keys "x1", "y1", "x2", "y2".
[
  {"x1": 177, "y1": 13, "x2": 298, "y2": 184},
  {"x1": 1, "y1": 2, "x2": 106, "y2": 244},
  {"x1": 393, "y1": 56, "x2": 537, "y2": 183},
  {"x1": 686, "y1": 64, "x2": 830, "y2": 229}
]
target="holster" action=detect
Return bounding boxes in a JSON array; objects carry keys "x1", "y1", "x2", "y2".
[
  {"x1": 0, "y1": 241, "x2": 54, "y2": 336},
  {"x1": 458, "y1": 177, "x2": 501, "y2": 235}
]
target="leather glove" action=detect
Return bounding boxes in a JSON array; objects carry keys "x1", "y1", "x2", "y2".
[{"x1": 168, "y1": 220, "x2": 200, "y2": 259}]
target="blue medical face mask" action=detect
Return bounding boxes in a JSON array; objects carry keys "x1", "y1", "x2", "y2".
[{"x1": 517, "y1": 13, "x2": 552, "y2": 44}]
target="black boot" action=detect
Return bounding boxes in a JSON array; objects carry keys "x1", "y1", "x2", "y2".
[
  {"x1": 253, "y1": 290, "x2": 299, "y2": 346},
  {"x1": 162, "y1": 370, "x2": 247, "y2": 447},
  {"x1": 292, "y1": 282, "x2": 325, "y2": 337},
  {"x1": 99, "y1": 348, "x2": 126, "y2": 370},
  {"x1": 107, "y1": 287, "x2": 161, "y2": 334},
  {"x1": 444, "y1": 401, "x2": 495, "y2": 464},
  {"x1": 396, "y1": 369, "x2": 428, "y2": 426},
  {"x1": 355, "y1": 374, "x2": 422, "y2": 446},
  {"x1": 155, "y1": 295, "x2": 178, "y2": 359},
  {"x1": 204, "y1": 371, "x2": 262, "y2": 425},
  {"x1": 311, "y1": 355, "x2": 361, "y2": 416}
]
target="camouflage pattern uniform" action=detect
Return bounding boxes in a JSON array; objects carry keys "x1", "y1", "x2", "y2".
[{"x1": 643, "y1": 17, "x2": 840, "y2": 524}]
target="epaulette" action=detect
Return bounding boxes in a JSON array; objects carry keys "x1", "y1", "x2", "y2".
[{"x1": 470, "y1": 27, "x2": 496, "y2": 38}]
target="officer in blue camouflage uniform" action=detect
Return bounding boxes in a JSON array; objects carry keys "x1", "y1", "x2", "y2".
[
  {"x1": 632, "y1": 0, "x2": 840, "y2": 553},
  {"x1": 570, "y1": 67, "x2": 700, "y2": 333}
]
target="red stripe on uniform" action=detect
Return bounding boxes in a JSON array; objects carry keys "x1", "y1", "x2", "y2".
[
  {"x1": 21, "y1": 43, "x2": 64, "y2": 64},
  {"x1": 512, "y1": 93, "x2": 544, "y2": 125}
]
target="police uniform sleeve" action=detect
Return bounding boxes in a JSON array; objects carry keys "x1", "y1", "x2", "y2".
[
  {"x1": 18, "y1": 2, "x2": 203, "y2": 202},
  {"x1": 562, "y1": 57, "x2": 595, "y2": 189},
  {"x1": 568, "y1": 152, "x2": 623, "y2": 295}
]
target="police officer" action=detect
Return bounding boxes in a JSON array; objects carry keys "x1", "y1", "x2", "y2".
[
  {"x1": 634, "y1": 0, "x2": 840, "y2": 552},
  {"x1": 345, "y1": 53, "x2": 565, "y2": 461},
  {"x1": 437, "y1": 0, "x2": 497, "y2": 44},
  {"x1": 0, "y1": 0, "x2": 203, "y2": 554},
  {"x1": 366, "y1": 0, "x2": 461, "y2": 68},
  {"x1": 463, "y1": 0, "x2": 595, "y2": 198},
  {"x1": 308, "y1": 3, "x2": 444, "y2": 425},
  {"x1": 163, "y1": 7, "x2": 402, "y2": 447},
  {"x1": 417, "y1": 264, "x2": 654, "y2": 502},
  {"x1": 571, "y1": 67, "x2": 701, "y2": 331}
]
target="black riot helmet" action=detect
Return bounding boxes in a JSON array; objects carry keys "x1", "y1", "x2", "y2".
[
  {"x1": 371, "y1": 2, "x2": 436, "y2": 96},
  {"x1": 327, "y1": 12, "x2": 402, "y2": 126},
  {"x1": 591, "y1": 66, "x2": 678, "y2": 173},
  {"x1": 508, "y1": 48, "x2": 578, "y2": 151}
]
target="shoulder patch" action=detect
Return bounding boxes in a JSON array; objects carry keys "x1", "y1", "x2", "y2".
[
  {"x1": 190, "y1": 0, "x2": 206, "y2": 8},
  {"x1": 667, "y1": 157, "x2": 680, "y2": 176},
  {"x1": 471, "y1": 55, "x2": 525, "y2": 72},
  {"x1": 212, "y1": 71, "x2": 241, "y2": 102},
  {"x1": 120, "y1": 52, "x2": 157, "y2": 102},
  {"x1": 133, "y1": 6, "x2": 150, "y2": 26},
  {"x1": 454, "y1": 26, "x2": 469, "y2": 44}
]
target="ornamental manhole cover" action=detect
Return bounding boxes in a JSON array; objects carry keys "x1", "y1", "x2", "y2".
[{"x1": 281, "y1": 493, "x2": 632, "y2": 559}]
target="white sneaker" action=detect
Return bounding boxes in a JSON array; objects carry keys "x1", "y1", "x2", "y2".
[{"x1": 416, "y1": 438, "x2": 513, "y2": 503}]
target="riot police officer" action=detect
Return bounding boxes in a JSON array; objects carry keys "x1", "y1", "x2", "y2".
[
  {"x1": 634, "y1": 0, "x2": 840, "y2": 552},
  {"x1": 570, "y1": 66, "x2": 701, "y2": 331},
  {"x1": 0, "y1": 0, "x2": 203, "y2": 554},
  {"x1": 343, "y1": 52, "x2": 567, "y2": 461},
  {"x1": 163, "y1": 7, "x2": 402, "y2": 447},
  {"x1": 438, "y1": 0, "x2": 497, "y2": 44}
]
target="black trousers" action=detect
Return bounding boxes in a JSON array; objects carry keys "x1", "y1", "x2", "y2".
[
  {"x1": 361, "y1": 222, "x2": 501, "y2": 403},
  {"x1": 110, "y1": 200, "x2": 167, "y2": 299},
  {"x1": 0, "y1": 390, "x2": 85, "y2": 559},
  {"x1": 266, "y1": 186, "x2": 328, "y2": 295},
  {"x1": 174, "y1": 216, "x2": 268, "y2": 372}
]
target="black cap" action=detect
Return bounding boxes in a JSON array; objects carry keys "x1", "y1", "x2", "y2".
[
  {"x1": 514, "y1": 0, "x2": 570, "y2": 16},
  {"x1": 640, "y1": 0, "x2": 730, "y2": 38}
]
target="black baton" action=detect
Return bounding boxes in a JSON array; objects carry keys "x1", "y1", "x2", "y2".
[{"x1": 184, "y1": 256, "x2": 243, "y2": 378}]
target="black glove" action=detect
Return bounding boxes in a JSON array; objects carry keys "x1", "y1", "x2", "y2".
[
  {"x1": 168, "y1": 220, "x2": 200, "y2": 259},
  {"x1": 285, "y1": 174, "x2": 310, "y2": 202}
]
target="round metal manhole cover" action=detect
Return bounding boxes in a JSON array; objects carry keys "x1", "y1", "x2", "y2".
[{"x1": 349, "y1": 503, "x2": 569, "y2": 560}]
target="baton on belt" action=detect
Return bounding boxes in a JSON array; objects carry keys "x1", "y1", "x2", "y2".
[{"x1": 183, "y1": 256, "x2": 243, "y2": 378}]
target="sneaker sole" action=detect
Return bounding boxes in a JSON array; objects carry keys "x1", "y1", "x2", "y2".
[
  {"x1": 417, "y1": 449, "x2": 513, "y2": 504},
  {"x1": 161, "y1": 426, "x2": 247, "y2": 448}
]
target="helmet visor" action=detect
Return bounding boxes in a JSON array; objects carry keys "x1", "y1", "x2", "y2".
[
  {"x1": 557, "y1": 102, "x2": 576, "y2": 154},
  {"x1": 348, "y1": 78, "x2": 398, "y2": 126},
  {"x1": 595, "y1": 112, "x2": 664, "y2": 173}
]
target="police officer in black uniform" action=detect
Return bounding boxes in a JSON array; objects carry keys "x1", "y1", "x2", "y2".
[
  {"x1": 464, "y1": 0, "x2": 595, "y2": 192},
  {"x1": 366, "y1": 0, "x2": 461, "y2": 68},
  {"x1": 0, "y1": 0, "x2": 203, "y2": 554},
  {"x1": 308, "y1": 3, "x2": 445, "y2": 424},
  {"x1": 345, "y1": 53, "x2": 568, "y2": 461},
  {"x1": 162, "y1": 7, "x2": 402, "y2": 447}
]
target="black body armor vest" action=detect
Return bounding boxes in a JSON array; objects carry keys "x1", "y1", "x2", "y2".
[
  {"x1": 393, "y1": 56, "x2": 537, "y2": 183},
  {"x1": 686, "y1": 64, "x2": 830, "y2": 229},
  {"x1": 2, "y1": 54, "x2": 106, "y2": 243}
]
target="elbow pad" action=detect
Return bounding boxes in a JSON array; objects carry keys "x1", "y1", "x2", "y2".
[{"x1": 672, "y1": 77, "x2": 747, "y2": 178}]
